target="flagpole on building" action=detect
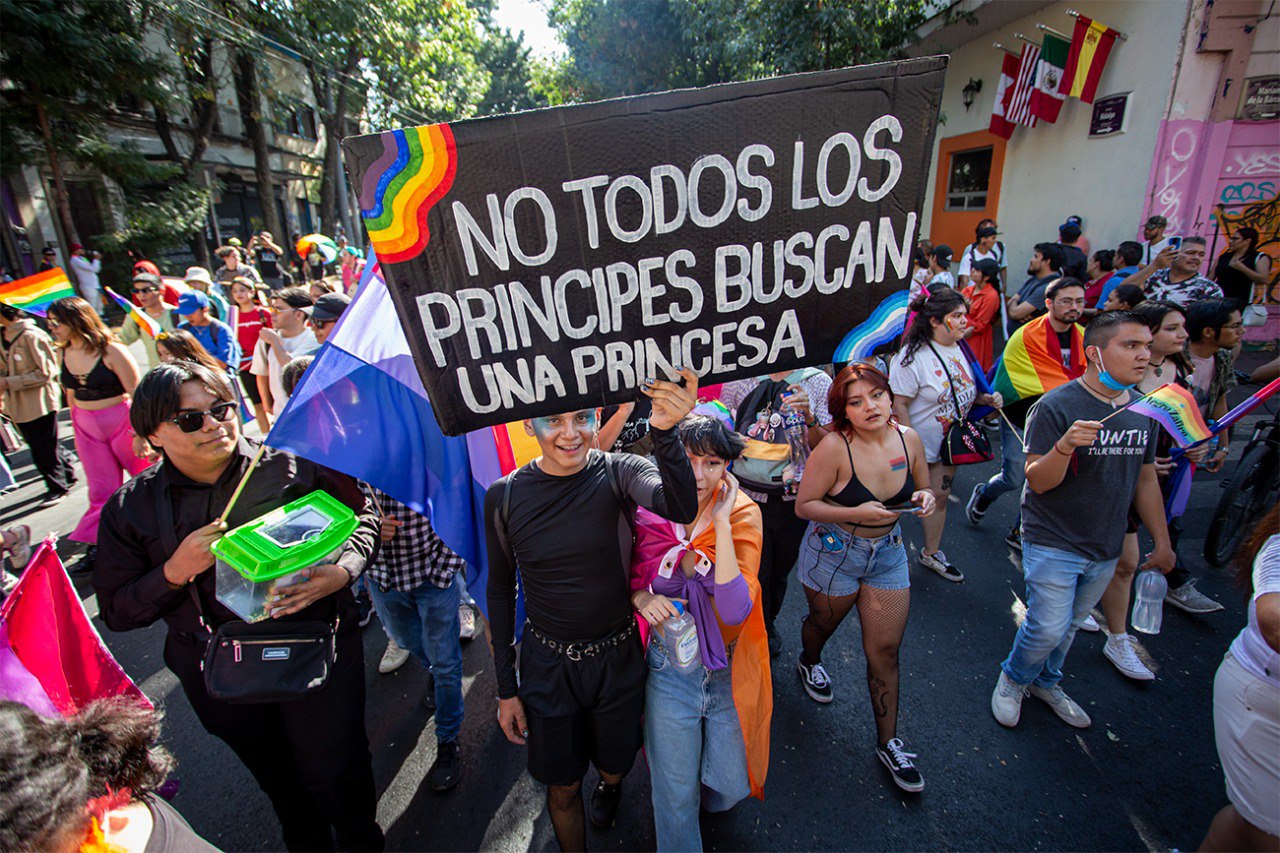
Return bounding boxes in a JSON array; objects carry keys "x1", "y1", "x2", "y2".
[
  {"x1": 1064, "y1": 9, "x2": 1129, "y2": 40},
  {"x1": 1035, "y1": 23, "x2": 1073, "y2": 41},
  {"x1": 992, "y1": 41, "x2": 1018, "y2": 56}
]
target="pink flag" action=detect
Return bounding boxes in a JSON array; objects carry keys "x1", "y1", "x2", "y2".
[{"x1": 0, "y1": 539, "x2": 148, "y2": 715}]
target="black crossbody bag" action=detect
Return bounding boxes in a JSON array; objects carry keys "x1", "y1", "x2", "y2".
[
  {"x1": 159, "y1": 483, "x2": 338, "y2": 704},
  {"x1": 926, "y1": 341, "x2": 994, "y2": 467}
]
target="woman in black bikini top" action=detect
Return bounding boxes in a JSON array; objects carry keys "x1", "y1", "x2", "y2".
[{"x1": 791, "y1": 363, "x2": 936, "y2": 794}]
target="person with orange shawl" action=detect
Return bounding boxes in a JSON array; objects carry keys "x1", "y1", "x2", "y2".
[{"x1": 630, "y1": 416, "x2": 771, "y2": 853}]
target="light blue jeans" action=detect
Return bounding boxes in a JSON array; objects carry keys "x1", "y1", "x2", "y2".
[
  {"x1": 1002, "y1": 543, "x2": 1118, "y2": 688},
  {"x1": 367, "y1": 578, "x2": 464, "y2": 742},
  {"x1": 981, "y1": 419, "x2": 1026, "y2": 504},
  {"x1": 643, "y1": 639, "x2": 750, "y2": 853}
]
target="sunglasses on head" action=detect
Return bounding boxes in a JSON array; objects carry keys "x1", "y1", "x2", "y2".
[{"x1": 169, "y1": 401, "x2": 236, "y2": 433}]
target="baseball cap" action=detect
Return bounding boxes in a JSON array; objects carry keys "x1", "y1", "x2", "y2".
[
  {"x1": 132, "y1": 273, "x2": 162, "y2": 288},
  {"x1": 1144, "y1": 215, "x2": 1168, "y2": 228},
  {"x1": 227, "y1": 237, "x2": 243, "y2": 247},
  {"x1": 971, "y1": 258, "x2": 1001, "y2": 280},
  {"x1": 1059, "y1": 222, "x2": 1082, "y2": 240},
  {"x1": 42, "y1": 246, "x2": 55, "y2": 255},
  {"x1": 303, "y1": 292, "x2": 351, "y2": 323},
  {"x1": 976, "y1": 226, "x2": 999, "y2": 239},
  {"x1": 932, "y1": 244, "x2": 953, "y2": 268},
  {"x1": 176, "y1": 291, "x2": 209, "y2": 315},
  {"x1": 69, "y1": 243, "x2": 84, "y2": 253},
  {"x1": 184, "y1": 266, "x2": 213, "y2": 285}
]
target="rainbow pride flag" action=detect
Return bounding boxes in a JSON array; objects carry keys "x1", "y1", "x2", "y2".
[
  {"x1": 991, "y1": 313, "x2": 1085, "y2": 405},
  {"x1": 1127, "y1": 382, "x2": 1213, "y2": 447},
  {"x1": 104, "y1": 286, "x2": 161, "y2": 338},
  {"x1": 0, "y1": 268, "x2": 76, "y2": 317}
]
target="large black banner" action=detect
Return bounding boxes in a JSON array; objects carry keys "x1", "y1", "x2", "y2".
[{"x1": 343, "y1": 58, "x2": 946, "y2": 435}]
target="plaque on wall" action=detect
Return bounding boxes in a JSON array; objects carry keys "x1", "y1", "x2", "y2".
[
  {"x1": 1242, "y1": 76, "x2": 1280, "y2": 122},
  {"x1": 1088, "y1": 93, "x2": 1129, "y2": 137}
]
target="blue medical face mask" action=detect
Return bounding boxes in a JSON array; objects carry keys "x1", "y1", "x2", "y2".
[{"x1": 1091, "y1": 347, "x2": 1137, "y2": 392}]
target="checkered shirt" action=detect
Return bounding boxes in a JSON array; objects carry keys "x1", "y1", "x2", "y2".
[{"x1": 363, "y1": 486, "x2": 466, "y2": 592}]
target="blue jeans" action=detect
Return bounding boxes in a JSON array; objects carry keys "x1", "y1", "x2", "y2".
[
  {"x1": 367, "y1": 578, "x2": 464, "y2": 742},
  {"x1": 643, "y1": 640, "x2": 749, "y2": 853},
  {"x1": 981, "y1": 419, "x2": 1026, "y2": 504},
  {"x1": 1002, "y1": 543, "x2": 1118, "y2": 688}
]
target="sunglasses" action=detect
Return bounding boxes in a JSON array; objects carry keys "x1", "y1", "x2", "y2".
[
  {"x1": 133, "y1": 286, "x2": 160, "y2": 294},
  {"x1": 308, "y1": 317, "x2": 334, "y2": 328},
  {"x1": 169, "y1": 401, "x2": 236, "y2": 433}
]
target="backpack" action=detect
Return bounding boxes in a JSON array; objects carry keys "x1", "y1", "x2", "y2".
[{"x1": 731, "y1": 367, "x2": 823, "y2": 495}]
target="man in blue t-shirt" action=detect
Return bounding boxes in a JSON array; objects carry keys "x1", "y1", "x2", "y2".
[{"x1": 176, "y1": 290, "x2": 240, "y2": 371}]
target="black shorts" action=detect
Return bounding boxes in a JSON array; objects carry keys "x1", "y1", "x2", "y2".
[{"x1": 519, "y1": 622, "x2": 645, "y2": 786}]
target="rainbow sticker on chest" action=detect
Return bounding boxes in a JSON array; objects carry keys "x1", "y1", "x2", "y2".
[{"x1": 889, "y1": 456, "x2": 908, "y2": 471}]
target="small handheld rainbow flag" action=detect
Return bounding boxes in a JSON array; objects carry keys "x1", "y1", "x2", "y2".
[
  {"x1": 1126, "y1": 382, "x2": 1212, "y2": 447},
  {"x1": 104, "y1": 286, "x2": 162, "y2": 339},
  {"x1": 0, "y1": 268, "x2": 76, "y2": 317}
]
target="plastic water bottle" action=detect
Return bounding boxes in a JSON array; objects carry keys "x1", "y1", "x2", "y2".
[
  {"x1": 662, "y1": 601, "x2": 701, "y2": 673},
  {"x1": 783, "y1": 410, "x2": 809, "y2": 496},
  {"x1": 1131, "y1": 570, "x2": 1168, "y2": 635}
]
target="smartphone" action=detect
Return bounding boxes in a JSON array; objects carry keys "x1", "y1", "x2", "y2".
[
  {"x1": 1167, "y1": 236, "x2": 1182, "y2": 251},
  {"x1": 883, "y1": 504, "x2": 923, "y2": 515}
]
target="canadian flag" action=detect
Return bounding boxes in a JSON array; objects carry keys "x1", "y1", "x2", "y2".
[{"x1": 989, "y1": 52, "x2": 1019, "y2": 139}]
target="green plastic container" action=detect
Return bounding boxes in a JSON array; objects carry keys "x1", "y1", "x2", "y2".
[{"x1": 211, "y1": 490, "x2": 359, "y2": 622}]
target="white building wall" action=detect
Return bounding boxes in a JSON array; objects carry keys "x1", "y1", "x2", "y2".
[{"x1": 919, "y1": 0, "x2": 1190, "y2": 267}]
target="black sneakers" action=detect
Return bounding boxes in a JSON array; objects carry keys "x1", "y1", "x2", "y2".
[
  {"x1": 589, "y1": 779, "x2": 622, "y2": 829},
  {"x1": 876, "y1": 738, "x2": 924, "y2": 792},
  {"x1": 427, "y1": 740, "x2": 461, "y2": 792},
  {"x1": 797, "y1": 658, "x2": 833, "y2": 704}
]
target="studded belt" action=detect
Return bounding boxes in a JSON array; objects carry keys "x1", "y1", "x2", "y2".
[{"x1": 528, "y1": 620, "x2": 636, "y2": 662}]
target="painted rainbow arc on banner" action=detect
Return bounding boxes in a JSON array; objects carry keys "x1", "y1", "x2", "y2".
[
  {"x1": 832, "y1": 290, "x2": 910, "y2": 362},
  {"x1": 361, "y1": 124, "x2": 457, "y2": 265}
]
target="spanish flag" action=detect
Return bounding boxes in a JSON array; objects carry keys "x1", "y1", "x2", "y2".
[{"x1": 1060, "y1": 15, "x2": 1119, "y2": 104}]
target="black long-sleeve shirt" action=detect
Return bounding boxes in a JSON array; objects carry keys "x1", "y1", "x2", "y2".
[
  {"x1": 93, "y1": 438, "x2": 378, "y2": 636},
  {"x1": 485, "y1": 427, "x2": 698, "y2": 699}
]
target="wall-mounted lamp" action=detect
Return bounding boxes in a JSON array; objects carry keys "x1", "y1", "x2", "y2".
[{"x1": 962, "y1": 78, "x2": 983, "y2": 110}]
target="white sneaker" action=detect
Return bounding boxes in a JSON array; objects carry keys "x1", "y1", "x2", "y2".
[
  {"x1": 991, "y1": 670, "x2": 1025, "y2": 727},
  {"x1": 378, "y1": 638, "x2": 411, "y2": 674},
  {"x1": 1027, "y1": 684, "x2": 1092, "y2": 728},
  {"x1": 1165, "y1": 581, "x2": 1224, "y2": 614},
  {"x1": 458, "y1": 604, "x2": 477, "y2": 640},
  {"x1": 1104, "y1": 634, "x2": 1155, "y2": 681},
  {"x1": 1080, "y1": 614, "x2": 1101, "y2": 633},
  {"x1": 919, "y1": 549, "x2": 964, "y2": 582}
]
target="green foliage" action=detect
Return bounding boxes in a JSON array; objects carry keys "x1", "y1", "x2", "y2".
[
  {"x1": 543, "y1": 0, "x2": 934, "y2": 102},
  {"x1": 97, "y1": 179, "x2": 213, "y2": 259}
]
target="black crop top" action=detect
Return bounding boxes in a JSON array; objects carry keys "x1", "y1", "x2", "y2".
[
  {"x1": 828, "y1": 428, "x2": 914, "y2": 526},
  {"x1": 61, "y1": 355, "x2": 125, "y2": 401}
]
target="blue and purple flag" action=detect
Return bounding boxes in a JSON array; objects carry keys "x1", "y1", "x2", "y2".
[{"x1": 264, "y1": 254, "x2": 504, "y2": 614}]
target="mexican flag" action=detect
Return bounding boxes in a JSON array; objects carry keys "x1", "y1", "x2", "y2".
[
  {"x1": 1029, "y1": 33, "x2": 1070, "y2": 123},
  {"x1": 1060, "y1": 16, "x2": 1119, "y2": 103},
  {"x1": 988, "y1": 52, "x2": 1019, "y2": 139}
]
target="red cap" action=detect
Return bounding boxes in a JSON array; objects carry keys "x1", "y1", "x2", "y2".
[{"x1": 69, "y1": 243, "x2": 84, "y2": 253}]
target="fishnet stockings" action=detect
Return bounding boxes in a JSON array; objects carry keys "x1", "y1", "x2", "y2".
[
  {"x1": 800, "y1": 583, "x2": 911, "y2": 743},
  {"x1": 547, "y1": 782, "x2": 583, "y2": 852}
]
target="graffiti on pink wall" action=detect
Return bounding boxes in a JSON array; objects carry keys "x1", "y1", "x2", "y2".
[{"x1": 1145, "y1": 120, "x2": 1207, "y2": 235}]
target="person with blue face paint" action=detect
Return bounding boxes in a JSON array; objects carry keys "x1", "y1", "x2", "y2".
[
  {"x1": 991, "y1": 311, "x2": 1175, "y2": 731},
  {"x1": 486, "y1": 368, "x2": 701, "y2": 852}
]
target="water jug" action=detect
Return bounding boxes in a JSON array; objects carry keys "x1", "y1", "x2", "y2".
[
  {"x1": 662, "y1": 601, "x2": 701, "y2": 673},
  {"x1": 1131, "y1": 570, "x2": 1168, "y2": 635}
]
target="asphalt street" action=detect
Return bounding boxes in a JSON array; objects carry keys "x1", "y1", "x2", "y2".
[{"x1": 2, "y1": 358, "x2": 1272, "y2": 852}]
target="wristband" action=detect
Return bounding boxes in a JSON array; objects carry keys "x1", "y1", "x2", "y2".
[
  {"x1": 1052, "y1": 442, "x2": 1072, "y2": 457},
  {"x1": 806, "y1": 415, "x2": 819, "y2": 428}
]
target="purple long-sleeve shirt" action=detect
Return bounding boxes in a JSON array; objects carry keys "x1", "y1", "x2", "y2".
[{"x1": 651, "y1": 570, "x2": 751, "y2": 670}]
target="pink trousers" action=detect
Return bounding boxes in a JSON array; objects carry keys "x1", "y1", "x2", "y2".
[{"x1": 69, "y1": 401, "x2": 151, "y2": 543}]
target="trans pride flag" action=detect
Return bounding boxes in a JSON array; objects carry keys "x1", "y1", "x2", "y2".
[{"x1": 264, "y1": 254, "x2": 505, "y2": 612}]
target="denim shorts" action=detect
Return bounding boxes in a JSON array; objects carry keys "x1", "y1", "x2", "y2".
[{"x1": 796, "y1": 520, "x2": 909, "y2": 597}]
